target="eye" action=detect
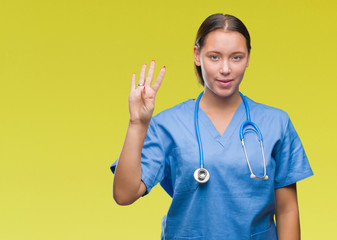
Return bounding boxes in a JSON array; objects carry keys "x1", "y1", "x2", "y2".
[
  {"x1": 233, "y1": 56, "x2": 242, "y2": 61},
  {"x1": 210, "y1": 55, "x2": 219, "y2": 60}
]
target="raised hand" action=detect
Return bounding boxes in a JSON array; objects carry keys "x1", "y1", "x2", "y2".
[{"x1": 128, "y1": 60, "x2": 166, "y2": 124}]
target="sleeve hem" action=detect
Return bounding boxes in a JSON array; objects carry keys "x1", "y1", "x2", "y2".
[
  {"x1": 110, "y1": 160, "x2": 118, "y2": 174},
  {"x1": 141, "y1": 176, "x2": 153, "y2": 196},
  {"x1": 274, "y1": 170, "x2": 314, "y2": 189}
]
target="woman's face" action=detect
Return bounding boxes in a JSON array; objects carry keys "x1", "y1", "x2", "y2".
[{"x1": 194, "y1": 29, "x2": 250, "y2": 99}]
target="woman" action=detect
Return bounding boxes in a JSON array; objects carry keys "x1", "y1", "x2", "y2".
[{"x1": 111, "y1": 14, "x2": 313, "y2": 240}]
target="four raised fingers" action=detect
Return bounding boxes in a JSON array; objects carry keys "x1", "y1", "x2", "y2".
[{"x1": 132, "y1": 61, "x2": 165, "y2": 92}]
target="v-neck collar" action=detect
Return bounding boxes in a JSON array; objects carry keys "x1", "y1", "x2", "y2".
[{"x1": 195, "y1": 100, "x2": 246, "y2": 147}]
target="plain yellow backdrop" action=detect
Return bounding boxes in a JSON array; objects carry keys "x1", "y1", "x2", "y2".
[{"x1": 0, "y1": 0, "x2": 336, "y2": 239}]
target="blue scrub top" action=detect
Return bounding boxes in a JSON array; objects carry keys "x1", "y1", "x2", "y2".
[{"x1": 111, "y1": 96, "x2": 313, "y2": 240}]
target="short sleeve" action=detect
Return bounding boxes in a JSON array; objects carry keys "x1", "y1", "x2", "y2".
[
  {"x1": 110, "y1": 118, "x2": 166, "y2": 195},
  {"x1": 274, "y1": 117, "x2": 313, "y2": 189}
]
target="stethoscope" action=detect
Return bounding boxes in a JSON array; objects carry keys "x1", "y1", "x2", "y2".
[{"x1": 193, "y1": 91, "x2": 269, "y2": 183}]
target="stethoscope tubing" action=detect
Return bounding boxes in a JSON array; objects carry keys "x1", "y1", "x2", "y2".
[
  {"x1": 194, "y1": 91, "x2": 268, "y2": 182},
  {"x1": 194, "y1": 91, "x2": 205, "y2": 168}
]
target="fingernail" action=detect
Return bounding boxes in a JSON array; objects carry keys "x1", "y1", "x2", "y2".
[
  {"x1": 152, "y1": 60, "x2": 155, "y2": 62},
  {"x1": 163, "y1": 66, "x2": 166, "y2": 69},
  {"x1": 143, "y1": 86, "x2": 146, "y2": 92}
]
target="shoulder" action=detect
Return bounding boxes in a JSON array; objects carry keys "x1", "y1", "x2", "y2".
[
  {"x1": 246, "y1": 96, "x2": 290, "y2": 123},
  {"x1": 245, "y1": 96, "x2": 292, "y2": 138},
  {"x1": 152, "y1": 99, "x2": 195, "y2": 125},
  {"x1": 147, "y1": 99, "x2": 195, "y2": 149}
]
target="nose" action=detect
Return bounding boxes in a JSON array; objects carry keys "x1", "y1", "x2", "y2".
[{"x1": 220, "y1": 60, "x2": 231, "y2": 75}]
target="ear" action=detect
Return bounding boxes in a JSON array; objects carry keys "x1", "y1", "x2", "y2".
[{"x1": 193, "y1": 45, "x2": 201, "y2": 66}]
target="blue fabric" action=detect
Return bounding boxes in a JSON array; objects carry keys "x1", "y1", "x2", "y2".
[{"x1": 110, "y1": 97, "x2": 313, "y2": 239}]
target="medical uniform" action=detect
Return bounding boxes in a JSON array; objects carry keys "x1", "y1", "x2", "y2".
[{"x1": 111, "y1": 96, "x2": 313, "y2": 240}]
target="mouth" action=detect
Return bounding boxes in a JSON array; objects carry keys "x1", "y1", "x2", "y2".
[
  {"x1": 216, "y1": 79, "x2": 233, "y2": 87},
  {"x1": 216, "y1": 79, "x2": 233, "y2": 83}
]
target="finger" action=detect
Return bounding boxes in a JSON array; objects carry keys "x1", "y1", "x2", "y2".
[
  {"x1": 141, "y1": 85, "x2": 146, "y2": 99},
  {"x1": 145, "y1": 60, "x2": 155, "y2": 87},
  {"x1": 138, "y1": 64, "x2": 147, "y2": 86},
  {"x1": 151, "y1": 66, "x2": 166, "y2": 93},
  {"x1": 130, "y1": 72, "x2": 136, "y2": 91}
]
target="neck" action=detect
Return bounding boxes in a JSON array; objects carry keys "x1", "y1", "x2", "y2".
[{"x1": 199, "y1": 88, "x2": 242, "y2": 114}]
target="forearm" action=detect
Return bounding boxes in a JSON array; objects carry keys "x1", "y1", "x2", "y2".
[
  {"x1": 112, "y1": 61, "x2": 165, "y2": 205},
  {"x1": 276, "y1": 208, "x2": 300, "y2": 240},
  {"x1": 113, "y1": 120, "x2": 149, "y2": 205},
  {"x1": 275, "y1": 184, "x2": 300, "y2": 240}
]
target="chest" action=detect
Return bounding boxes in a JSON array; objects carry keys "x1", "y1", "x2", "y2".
[
  {"x1": 205, "y1": 112, "x2": 235, "y2": 136},
  {"x1": 167, "y1": 116, "x2": 280, "y2": 195}
]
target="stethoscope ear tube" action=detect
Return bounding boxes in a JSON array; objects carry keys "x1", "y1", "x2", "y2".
[{"x1": 241, "y1": 128, "x2": 268, "y2": 180}]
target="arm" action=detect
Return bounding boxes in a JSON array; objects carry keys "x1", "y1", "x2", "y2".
[
  {"x1": 275, "y1": 183, "x2": 300, "y2": 240},
  {"x1": 113, "y1": 61, "x2": 165, "y2": 206}
]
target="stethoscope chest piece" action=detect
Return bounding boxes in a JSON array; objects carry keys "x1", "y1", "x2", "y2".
[{"x1": 194, "y1": 168, "x2": 210, "y2": 183}]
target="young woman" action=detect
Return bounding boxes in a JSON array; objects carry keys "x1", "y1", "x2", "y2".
[{"x1": 111, "y1": 13, "x2": 313, "y2": 240}]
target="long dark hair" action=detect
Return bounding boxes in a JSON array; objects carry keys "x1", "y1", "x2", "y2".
[{"x1": 194, "y1": 14, "x2": 251, "y2": 86}]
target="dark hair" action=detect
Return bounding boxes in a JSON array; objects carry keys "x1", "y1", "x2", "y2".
[{"x1": 194, "y1": 14, "x2": 251, "y2": 86}]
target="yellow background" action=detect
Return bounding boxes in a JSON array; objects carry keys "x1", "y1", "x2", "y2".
[{"x1": 1, "y1": 0, "x2": 336, "y2": 239}]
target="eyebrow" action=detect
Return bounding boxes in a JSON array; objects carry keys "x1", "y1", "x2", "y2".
[
  {"x1": 231, "y1": 51, "x2": 246, "y2": 55},
  {"x1": 206, "y1": 50, "x2": 246, "y2": 55}
]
